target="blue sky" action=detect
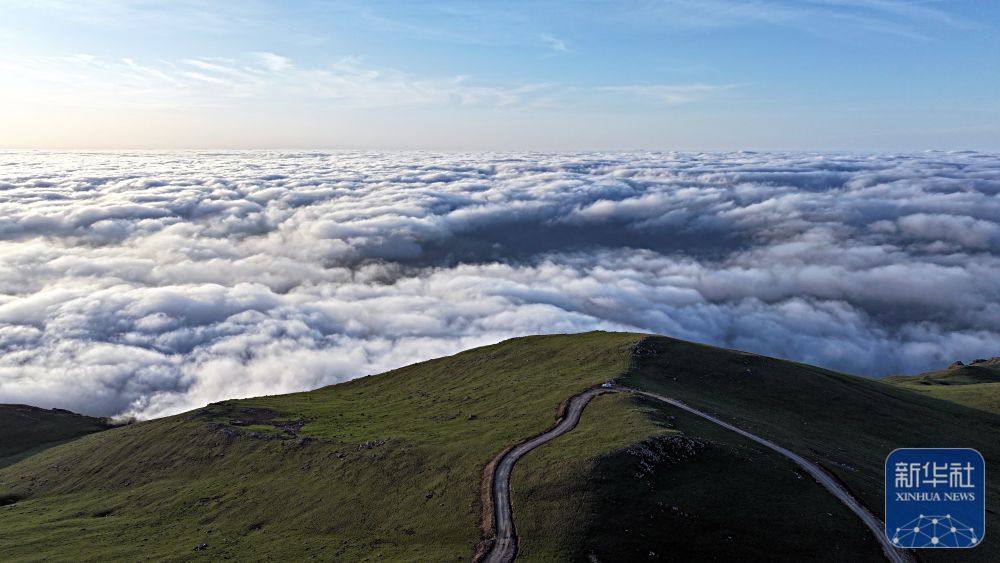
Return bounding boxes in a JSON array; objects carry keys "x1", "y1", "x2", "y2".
[{"x1": 1, "y1": 0, "x2": 997, "y2": 149}]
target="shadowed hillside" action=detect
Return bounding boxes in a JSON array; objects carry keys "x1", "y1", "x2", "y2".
[
  {"x1": 495, "y1": 336, "x2": 1000, "y2": 562},
  {"x1": 0, "y1": 405, "x2": 111, "y2": 469}
]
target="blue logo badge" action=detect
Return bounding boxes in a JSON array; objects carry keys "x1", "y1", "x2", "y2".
[{"x1": 885, "y1": 448, "x2": 985, "y2": 549}]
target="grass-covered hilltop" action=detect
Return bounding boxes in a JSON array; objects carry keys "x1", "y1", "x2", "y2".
[
  {"x1": 884, "y1": 358, "x2": 1000, "y2": 415},
  {"x1": 1, "y1": 332, "x2": 998, "y2": 562}
]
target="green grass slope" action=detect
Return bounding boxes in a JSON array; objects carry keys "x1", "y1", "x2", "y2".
[
  {"x1": 2, "y1": 332, "x2": 997, "y2": 562},
  {"x1": 884, "y1": 360, "x2": 1000, "y2": 414},
  {"x1": 0, "y1": 405, "x2": 111, "y2": 469},
  {"x1": 0, "y1": 332, "x2": 642, "y2": 562}
]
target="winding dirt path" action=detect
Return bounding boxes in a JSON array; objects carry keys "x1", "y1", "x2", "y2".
[
  {"x1": 478, "y1": 384, "x2": 914, "y2": 563},
  {"x1": 480, "y1": 387, "x2": 610, "y2": 563}
]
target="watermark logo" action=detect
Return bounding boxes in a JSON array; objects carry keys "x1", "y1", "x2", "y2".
[{"x1": 885, "y1": 448, "x2": 985, "y2": 549}]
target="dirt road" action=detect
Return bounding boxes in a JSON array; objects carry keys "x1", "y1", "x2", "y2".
[
  {"x1": 480, "y1": 387, "x2": 609, "y2": 563},
  {"x1": 623, "y1": 387, "x2": 914, "y2": 563},
  {"x1": 479, "y1": 385, "x2": 913, "y2": 563}
]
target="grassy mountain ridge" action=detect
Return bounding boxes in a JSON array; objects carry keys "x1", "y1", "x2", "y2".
[
  {"x1": 482, "y1": 335, "x2": 1000, "y2": 561},
  {"x1": 0, "y1": 404, "x2": 111, "y2": 469},
  {"x1": 0, "y1": 332, "x2": 642, "y2": 562},
  {"x1": 614, "y1": 336, "x2": 1000, "y2": 562},
  {"x1": 884, "y1": 359, "x2": 1000, "y2": 414},
  {"x1": 1, "y1": 332, "x2": 998, "y2": 561}
]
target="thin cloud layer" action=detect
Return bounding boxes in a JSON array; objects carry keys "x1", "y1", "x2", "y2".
[
  {"x1": 1, "y1": 150, "x2": 998, "y2": 418},
  {"x1": 0, "y1": 52, "x2": 723, "y2": 113}
]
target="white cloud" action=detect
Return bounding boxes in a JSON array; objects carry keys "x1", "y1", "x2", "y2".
[
  {"x1": 0, "y1": 150, "x2": 998, "y2": 419},
  {"x1": 253, "y1": 52, "x2": 293, "y2": 72},
  {"x1": 617, "y1": 0, "x2": 968, "y2": 37},
  {"x1": 0, "y1": 51, "x2": 732, "y2": 113},
  {"x1": 0, "y1": 52, "x2": 555, "y2": 111},
  {"x1": 599, "y1": 84, "x2": 733, "y2": 106},
  {"x1": 539, "y1": 34, "x2": 571, "y2": 54}
]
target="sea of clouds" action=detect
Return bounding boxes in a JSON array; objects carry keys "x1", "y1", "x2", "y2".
[{"x1": 1, "y1": 150, "x2": 998, "y2": 418}]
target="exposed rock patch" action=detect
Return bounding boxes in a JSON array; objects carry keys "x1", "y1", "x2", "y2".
[
  {"x1": 359, "y1": 439, "x2": 387, "y2": 450},
  {"x1": 627, "y1": 435, "x2": 708, "y2": 479},
  {"x1": 195, "y1": 405, "x2": 308, "y2": 440}
]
